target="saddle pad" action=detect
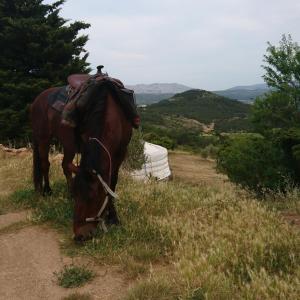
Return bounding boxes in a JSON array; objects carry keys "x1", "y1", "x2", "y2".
[{"x1": 47, "y1": 86, "x2": 68, "y2": 112}]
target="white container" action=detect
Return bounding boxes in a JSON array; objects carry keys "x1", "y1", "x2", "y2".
[{"x1": 132, "y1": 142, "x2": 171, "y2": 181}]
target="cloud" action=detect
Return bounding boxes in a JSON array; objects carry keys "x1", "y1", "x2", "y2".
[{"x1": 48, "y1": 0, "x2": 300, "y2": 89}]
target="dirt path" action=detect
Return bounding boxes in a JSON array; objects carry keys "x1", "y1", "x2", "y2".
[
  {"x1": 0, "y1": 211, "x2": 29, "y2": 230},
  {"x1": 168, "y1": 151, "x2": 227, "y2": 186},
  {"x1": 0, "y1": 215, "x2": 130, "y2": 300}
]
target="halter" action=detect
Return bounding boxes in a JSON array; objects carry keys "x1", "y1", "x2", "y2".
[{"x1": 84, "y1": 137, "x2": 119, "y2": 231}]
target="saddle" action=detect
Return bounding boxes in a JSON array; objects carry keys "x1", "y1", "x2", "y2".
[
  {"x1": 68, "y1": 74, "x2": 91, "y2": 89},
  {"x1": 48, "y1": 66, "x2": 140, "y2": 128}
]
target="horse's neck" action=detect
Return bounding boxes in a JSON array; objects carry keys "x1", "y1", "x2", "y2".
[{"x1": 101, "y1": 94, "x2": 129, "y2": 151}]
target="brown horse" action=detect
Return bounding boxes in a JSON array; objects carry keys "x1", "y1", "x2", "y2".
[{"x1": 31, "y1": 81, "x2": 137, "y2": 241}]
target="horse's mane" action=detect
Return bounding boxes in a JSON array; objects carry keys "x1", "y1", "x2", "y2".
[{"x1": 73, "y1": 82, "x2": 114, "y2": 199}]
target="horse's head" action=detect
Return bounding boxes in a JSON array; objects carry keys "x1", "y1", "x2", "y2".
[{"x1": 72, "y1": 166, "x2": 108, "y2": 242}]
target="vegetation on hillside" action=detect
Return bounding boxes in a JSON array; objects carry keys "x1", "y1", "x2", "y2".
[
  {"x1": 0, "y1": 0, "x2": 90, "y2": 143},
  {"x1": 142, "y1": 89, "x2": 250, "y2": 125},
  {"x1": 140, "y1": 89, "x2": 252, "y2": 151}
]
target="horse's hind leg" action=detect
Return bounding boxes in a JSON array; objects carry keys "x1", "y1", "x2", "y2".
[
  {"x1": 39, "y1": 141, "x2": 52, "y2": 195},
  {"x1": 33, "y1": 140, "x2": 43, "y2": 193}
]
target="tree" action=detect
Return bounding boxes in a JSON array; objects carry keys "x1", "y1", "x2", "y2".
[
  {"x1": 262, "y1": 34, "x2": 300, "y2": 104},
  {"x1": 0, "y1": 0, "x2": 91, "y2": 142},
  {"x1": 217, "y1": 35, "x2": 300, "y2": 193},
  {"x1": 255, "y1": 35, "x2": 300, "y2": 181},
  {"x1": 251, "y1": 92, "x2": 299, "y2": 134}
]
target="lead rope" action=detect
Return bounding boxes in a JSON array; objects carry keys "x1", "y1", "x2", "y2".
[{"x1": 85, "y1": 137, "x2": 118, "y2": 232}]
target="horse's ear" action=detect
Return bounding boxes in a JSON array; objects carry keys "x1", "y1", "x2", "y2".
[{"x1": 68, "y1": 163, "x2": 80, "y2": 174}]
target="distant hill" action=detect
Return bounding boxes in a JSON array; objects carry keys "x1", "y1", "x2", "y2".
[
  {"x1": 141, "y1": 89, "x2": 252, "y2": 133},
  {"x1": 128, "y1": 82, "x2": 270, "y2": 105},
  {"x1": 127, "y1": 83, "x2": 192, "y2": 94},
  {"x1": 127, "y1": 83, "x2": 192, "y2": 105},
  {"x1": 214, "y1": 83, "x2": 270, "y2": 102},
  {"x1": 134, "y1": 93, "x2": 174, "y2": 105}
]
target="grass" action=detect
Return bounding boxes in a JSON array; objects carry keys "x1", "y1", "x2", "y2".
[
  {"x1": 62, "y1": 293, "x2": 93, "y2": 300},
  {"x1": 1, "y1": 150, "x2": 300, "y2": 299},
  {"x1": 55, "y1": 265, "x2": 95, "y2": 288}
]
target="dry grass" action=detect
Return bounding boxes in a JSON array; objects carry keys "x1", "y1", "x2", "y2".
[
  {"x1": 0, "y1": 150, "x2": 32, "y2": 213},
  {"x1": 1, "y1": 149, "x2": 299, "y2": 299},
  {"x1": 168, "y1": 151, "x2": 227, "y2": 186}
]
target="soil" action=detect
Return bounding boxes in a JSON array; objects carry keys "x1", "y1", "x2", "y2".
[
  {"x1": 168, "y1": 151, "x2": 227, "y2": 186},
  {"x1": 0, "y1": 220, "x2": 130, "y2": 300},
  {"x1": 0, "y1": 211, "x2": 29, "y2": 230}
]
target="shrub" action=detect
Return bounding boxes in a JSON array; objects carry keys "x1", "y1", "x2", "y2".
[
  {"x1": 217, "y1": 134, "x2": 293, "y2": 195},
  {"x1": 200, "y1": 144, "x2": 219, "y2": 159},
  {"x1": 124, "y1": 130, "x2": 145, "y2": 170}
]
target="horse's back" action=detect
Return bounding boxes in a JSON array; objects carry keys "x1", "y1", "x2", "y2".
[{"x1": 31, "y1": 87, "x2": 60, "y2": 138}]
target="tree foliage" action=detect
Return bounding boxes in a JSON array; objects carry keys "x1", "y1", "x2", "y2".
[
  {"x1": 0, "y1": 0, "x2": 91, "y2": 142},
  {"x1": 262, "y1": 34, "x2": 300, "y2": 103},
  {"x1": 218, "y1": 35, "x2": 300, "y2": 193}
]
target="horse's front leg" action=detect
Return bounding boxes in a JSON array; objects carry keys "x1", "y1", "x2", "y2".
[
  {"x1": 59, "y1": 125, "x2": 77, "y2": 196},
  {"x1": 38, "y1": 142, "x2": 52, "y2": 196},
  {"x1": 62, "y1": 149, "x2": 76, "y2": 195}
]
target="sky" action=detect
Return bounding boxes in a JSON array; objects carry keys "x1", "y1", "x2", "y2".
[{"x1": 46, "y1": 0, "x2": 300, "y2": 90}]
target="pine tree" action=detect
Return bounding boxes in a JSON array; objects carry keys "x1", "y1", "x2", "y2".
[{"x1": 0, "y1": 0, "x2": 91, "y2": 142}]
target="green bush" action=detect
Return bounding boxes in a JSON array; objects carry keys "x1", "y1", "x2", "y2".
[
  {"x1": 217, "y1": 134, "x2": 293, "y2": 195},
  {"x1": 124, "y1": 130, "x2": 145, "y2": 170}
]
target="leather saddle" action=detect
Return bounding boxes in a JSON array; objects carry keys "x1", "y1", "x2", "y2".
[{"x1": 67, "y1": 74, "x2": 91, "y2": 89}]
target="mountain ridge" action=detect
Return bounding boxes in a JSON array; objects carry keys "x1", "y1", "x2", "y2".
[
  {"x1": 129, "y1": 82, "x2": 270, "y2": 104},
  {"x1": 126, "y1": 83, "x2": 192, "y2": 94},
  {"x1": 140, "y1": 89, "x2": 252, "y2": 132}
]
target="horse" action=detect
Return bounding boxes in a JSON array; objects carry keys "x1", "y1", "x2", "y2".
[{"x1": 30, "y1": 79, "x2": 138, "y2": 241}]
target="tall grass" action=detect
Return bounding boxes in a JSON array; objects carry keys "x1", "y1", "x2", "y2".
[{"x1": 1, "y1": 151, "x2": 299, "y2": 299}]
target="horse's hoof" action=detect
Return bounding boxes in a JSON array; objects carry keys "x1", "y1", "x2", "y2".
[
  {"x1": 74, "y1": 234, "x2": 85, "y2": 244},
  {"x1": 43, "y1": 187, "x2": 52, "y2": 196},
  {"x1": 106, "y1": 217, "x2": 121, "y2": 226}
]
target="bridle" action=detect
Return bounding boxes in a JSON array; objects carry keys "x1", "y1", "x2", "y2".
[{"x1": 84, "y1": 137, "x2": 119, "y2": 231}]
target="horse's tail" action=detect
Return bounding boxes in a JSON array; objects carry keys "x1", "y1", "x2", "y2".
[{"x1": 32, "y1": 139, "x2": 42, "y2": 191}]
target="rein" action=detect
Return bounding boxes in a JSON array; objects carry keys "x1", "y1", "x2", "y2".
[{"x1": 84, "y1": 137, "x2": 119, "y2": 231}]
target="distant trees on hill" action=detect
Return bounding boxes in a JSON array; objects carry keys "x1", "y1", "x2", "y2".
[
  {"x1": 0, "y1": 0, "x2": 90, "y2": 143},
  {"x1": 140, "y1": 89, "x2": 252, "y2": 151},
  {"x1": 218, "y1": 35, "x2": 300, "y2": 194}
]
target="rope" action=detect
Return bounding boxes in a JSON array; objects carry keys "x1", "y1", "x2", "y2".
[
  {"x1": 89, "y1": 137, "x2": 112, "y2": 184},
  {"x1": 85, "y1": 137, "x2": 117, "y2": 228}
]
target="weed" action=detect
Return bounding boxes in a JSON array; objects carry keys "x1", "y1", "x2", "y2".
[
  {"x1": 62, "y1": 292, "x2": 93, "y2": 300},
  {"x1": 55, "y1": 265, "x2": 95, "y2": 288},
  {"x1": 125, "y1": 277, "x2": 179, "y2": 300}
]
